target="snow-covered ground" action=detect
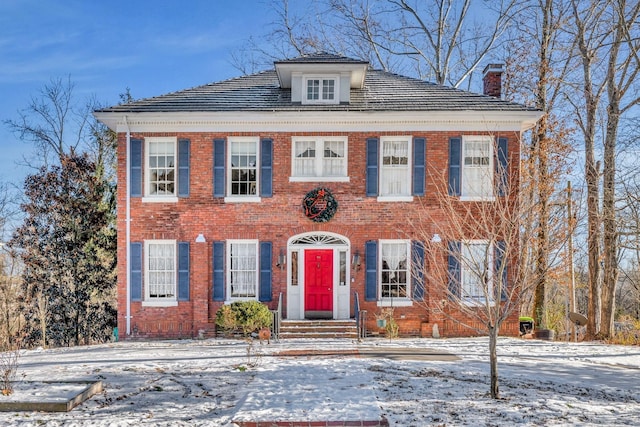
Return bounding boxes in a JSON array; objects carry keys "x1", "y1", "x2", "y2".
[{"x1": 0, "y1": 336, "x2": 638, "y2": 426}]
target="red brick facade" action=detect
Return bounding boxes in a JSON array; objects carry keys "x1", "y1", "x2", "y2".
[{"x1": 116, "y1": 130, "x2": 522, "y2": 339}]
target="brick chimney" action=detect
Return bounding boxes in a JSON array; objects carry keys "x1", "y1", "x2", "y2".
[{"x1": 482, "y1": 63, "x2": 504, "y2": 98}]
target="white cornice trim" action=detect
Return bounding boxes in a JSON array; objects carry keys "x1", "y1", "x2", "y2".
[{"x1": 94, "y1": 110, "x2": 543, "y2": 134}]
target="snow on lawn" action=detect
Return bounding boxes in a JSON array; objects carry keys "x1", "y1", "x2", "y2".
[{"x1": 0, "y1": 337, "x2": 638, "y2": 426}]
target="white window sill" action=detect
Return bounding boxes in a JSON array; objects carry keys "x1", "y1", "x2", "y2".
[
  {"x1": 460, "y1": 196, "x2": 495, "y2": 202},
  {"x1": 224, "y1": 196, "x2": 261, "y2": 203},
  {"x1": 225, "y1": 297, "x2": 258, "y2": 304},
  {"x1": 289, "y1": 176, "x2": 349, "y2": 183},
  {"x1": 377, "y1": 298, "x2": 413, "y2": 307},
  {"x1": 142, "y1": 196, "x2": 179, "y2": 203},
  {"x1": 377, "y1": 196, "x2": 414, "y2": 202},
  {"x1": 142, "y1": 300, "x2": 178, "y2": 307}
]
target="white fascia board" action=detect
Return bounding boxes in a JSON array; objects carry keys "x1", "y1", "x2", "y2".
[{"x1": 95, "y1": 110, "x2": 543, "y2": 134}]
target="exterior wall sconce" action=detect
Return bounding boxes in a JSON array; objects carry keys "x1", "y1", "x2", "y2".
[
  {"x1": 195, "y1": 234, "x2": 206, "y2": 243},
  {"x1": 276, "y1": 249, "x2": 286, "y2": 270},
  {"x1": 352, "y1": 251, "x2": 361, "y2": 271},
  {"x1": 431, "y1": 234, "x2": 442, "y2": 243}
]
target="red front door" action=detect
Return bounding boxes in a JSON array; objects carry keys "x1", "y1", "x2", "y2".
[{"x1": 305, "y1": 249, "x2": 333, "y2": 312}]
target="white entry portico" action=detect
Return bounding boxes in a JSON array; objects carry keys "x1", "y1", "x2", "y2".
[{"x1": 286, "y1": 232, "x2": 352, "y2": 320}]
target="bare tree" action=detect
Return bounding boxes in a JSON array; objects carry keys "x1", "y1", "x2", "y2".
[
  {"x1": 568, "y1": 0, "x2": 640, "y2": 338},
  {"x1": 236, "y1": 0, "x2": 522, "y2": 88},
  {"x1": 409, "y1": 135, "x2": 535, "y2": 399}
]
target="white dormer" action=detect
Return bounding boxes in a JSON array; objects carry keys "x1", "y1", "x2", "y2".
[{"x1": 274, "y1": 53, "x2": 369, "y2": 105}]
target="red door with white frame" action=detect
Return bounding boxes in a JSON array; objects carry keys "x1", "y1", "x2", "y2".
[{"x1": 304, "y1": 249, "x2": 333, "y2": 315}]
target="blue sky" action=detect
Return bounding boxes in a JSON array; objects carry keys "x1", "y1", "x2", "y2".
[{"x1": 0, "y1": 0, "x2": 280, "y2": 185}]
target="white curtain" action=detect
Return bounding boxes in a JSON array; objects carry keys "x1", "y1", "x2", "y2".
[
  {"x1": 231, "y1": 243, "x2": 256, "y2": 297},
  {"x1": 381, "y1": 141, "x2": 408, "y2": 195},
  {"x1": 382, "y1": 242, "x2": 407, "y2": 280},
  {"x1": 294, "y1": 140, "x2": 316, "y2": 176},
  {"x1": 148, "y1": 243, "x2": 175, "y2": 297}
]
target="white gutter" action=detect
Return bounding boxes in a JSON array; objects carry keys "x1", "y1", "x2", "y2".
[{"x1": 124, "y1": 115, "x2": 132, "y2": 336}]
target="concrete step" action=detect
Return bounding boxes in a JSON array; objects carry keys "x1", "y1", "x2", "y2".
[{"x1": 278, "y1": 319, "x2": 358, "y2": 339}]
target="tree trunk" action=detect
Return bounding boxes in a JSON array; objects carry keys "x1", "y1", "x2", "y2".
[{"x1": 489, "y1": 325, "x2": 499, "y2": 399}]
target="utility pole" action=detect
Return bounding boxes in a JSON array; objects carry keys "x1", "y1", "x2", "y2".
[{"x1": 567, "y1": 181, "x2": 576, "y2": 342}]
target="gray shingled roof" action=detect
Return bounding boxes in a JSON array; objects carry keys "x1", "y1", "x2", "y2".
[
  {"x1": 96, "y1": 68, "x2": 537, "y2": 114},
  {"x1": 274, "y1": 52, "x2": 369, "y2": 65}
]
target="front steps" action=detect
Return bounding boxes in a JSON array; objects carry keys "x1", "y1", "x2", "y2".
[{"x1": 278, "y1": 319, "x2": 358, "y2": 339}]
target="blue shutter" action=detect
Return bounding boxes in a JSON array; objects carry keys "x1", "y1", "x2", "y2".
[
  {"x1": 365, "y1": 240, "x2": 378, "y2": 301},
  {"x1": 213, "y1": 241, "x2": 225, "y2": 301},
  {"x1": 447, "y1": 241, "x2": 461, "y2": 299},
  {"x1": 497, "y1": 137, "x2": 508, "y2": 197},
  {"x1": 259, "y1": 242, "x2": 273, "y2": 302},
  {"x1": 130, "y1": 139, "x2": 142, "y2": 197},
  {"x1": 412, "y1": 241, "x2": 425, "y2": 301},
  {"x1": 413, "y1": 137, "x2": 426, "y2": 196},
  {"x1": 366, "y1": 138, "x2": 379, "y2": 197},
  {"x1": 130, "y1": 242, "x2": 142, "y2": 301},
  {"x1": 177, "y1": 242, "x2": 190, "y2": 301},
  {"x1": 178, "y1": 139, "x2": 190, "y2": 197},
  {"x1": 213, "y1": 139, "x2": 226, "y2": 198},
  {"x1": 495, "y1": 240, "x2": 507, "y2": 301},
  {"x1": 448, "y1": 137, "x2": 461, "y2": 196},
  {"x1": 260, "y1": 138, "x2": 273, "y2": 197}
]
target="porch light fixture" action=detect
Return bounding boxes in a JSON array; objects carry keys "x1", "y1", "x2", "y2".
[
  {"x1": 276, "y1": 249, "x2": 286, "y2": 270},
  {"x1": 431, "y1": 234, "x2": 442, "y2": 243},
  {"x1": 352, "y1": 251, "x2": 361, "y2": 271},
  {"x1": 195, "y1": 234, "x2": 206, "y2": 243}
]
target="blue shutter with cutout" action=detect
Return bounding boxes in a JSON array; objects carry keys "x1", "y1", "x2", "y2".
[
  {"x1": 412, "y1": 241, "x2": 425, "y2": 301},
  {"x1": 413, "y1": 137, "x2": 426, "y2": 196},
  {"x1": 447, "y1": 241, "x2": 461, "y2": 299},
  {"x1": 260, "y1": 138, "x2": 273, "y2": 197},
  {"x1": 449, "y1": 137, "x2": 461, "y2": 196},
  {"x1": 130, "y1": 242, "x2": 142, "y2": 301},
  {"x1": 130, "y1": 139, "x2": 142, "y2": 197},
  {"x1": 497, "y1": 137, "x2": 508, "y2": 197},
  {"x1": 213, "y1": 241, "x2": 225, "y2": 301},
  {"x1": 259, "y1": 242, "x2": 272, "y2": 302},
  {"x1": 366, "y1": 138, "x2": 379, "y2": 197},
  {"x1": 213, "y1": 139, "x2": 226, "y2": 198},
  {"x1": 177, "y1": 242, "x2": 190, "y2": 301},
  {"x1": 178, "y1": 139, "x2": 190, "y2": 197},
  {"x1": 365, "y1": 240, "x2": 378, "y2": 301}
]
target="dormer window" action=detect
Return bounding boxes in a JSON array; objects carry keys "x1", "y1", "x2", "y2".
[{"x1": 303, "y1": 76, "x2": 339, "y2": 104}]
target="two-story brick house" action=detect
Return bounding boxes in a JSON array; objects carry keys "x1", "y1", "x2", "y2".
[{"x1": 94, "y1": 53, "x2": 541, "y2": 340}]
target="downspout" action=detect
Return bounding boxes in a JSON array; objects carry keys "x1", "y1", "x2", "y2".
[{"x1": 123, "y1": 115, "x2": 132, "y2": 335}]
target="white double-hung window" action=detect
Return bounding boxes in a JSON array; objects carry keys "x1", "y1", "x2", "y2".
[
  {"x1": 228, "y1": 240, "x2": 258, "y2": 300},
  {"x1": 291, "y1": 137, "x2": 347, "y2": 181},
  {"x1": 380, "y1": 136, "x2": 411, "y2": 198},
  {"x1": 462, "y1": 136, "x2": 493, "y2": 199},
  {"x1": 146, "y1": 137, "x2": 177, "y2": 199},
  {"x1": 229, "y1": 137, "x2": 258, "y2": 198},
  {"x1": 144, "y1": 240, "x2": 177, "y2": 305},
  {"x1": 461, "y1": 241, "x2": 493, "y2": 304},
  {"x1": 379, "y1": 240, "x2": 411, "y2": 305}
]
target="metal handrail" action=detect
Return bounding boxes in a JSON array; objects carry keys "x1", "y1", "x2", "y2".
[
  {"x1": 270, "y1": 292, "x2": 283, "y2": 341},
  {"x1": 354, "y1": 291, "x2": 366, "y2": 341}
]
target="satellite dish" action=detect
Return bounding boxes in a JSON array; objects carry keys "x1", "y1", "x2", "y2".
[{"x1": 569, "y1": 312, "x2": 587, "y2": 326}]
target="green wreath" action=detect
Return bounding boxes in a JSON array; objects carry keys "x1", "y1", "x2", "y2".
[{"x1": 302, "y1": 187, "x2": 338, "y2": 222}]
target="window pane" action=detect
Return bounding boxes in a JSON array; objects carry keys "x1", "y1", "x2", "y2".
[
  {"x1": 322, "y1": 79, "x2": 335, "y2": 100},
  {"x1": 148, "y1": 242, "x2": 175, "y2": 299},
  {"x1": 322, "y1": 140, "x2": 345, "y2": 176},
  {"x1": 462, "y1": 242, "x2": 490, "y2": 300},
  {"x1": 307, "y1": 80, "x2": 319, "y2": 100},
  {"x1": 148, "y1": 141, "x2": 176, "y2": 196},
  {"x1": 230, "y1": 140, "x2": 257, "y2": 195},
  {"x1": 230, "y1": 242, "x2": 257, "y2": 298},
  {"x1": 380, "y1": 140, "x2": 409, "y2": 196},
  {"x1": 462, "y1": 138, "x2": 492, "y2": 197},
  {"x1": 294, "y1": 141, "x2": 316, "y2": 176},
  {"x1": 381, "y1": 242, "x2": 408, "y2": 298}
]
